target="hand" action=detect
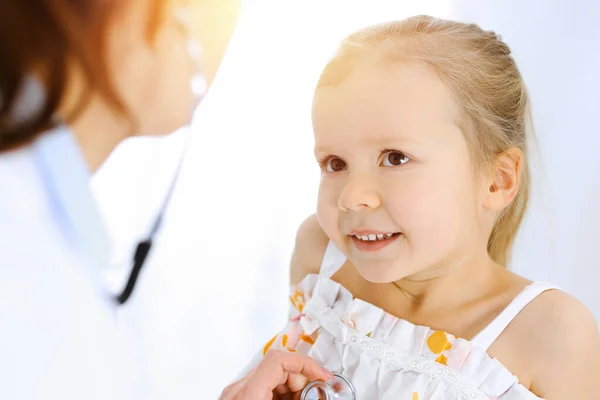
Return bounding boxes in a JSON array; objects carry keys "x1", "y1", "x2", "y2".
[{"x1": 219, "y1": 350, "x2": 333, "y2": 400}]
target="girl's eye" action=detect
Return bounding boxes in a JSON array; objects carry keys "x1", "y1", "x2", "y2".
[
  {"x1": 325, "y1": 157, "x2": 346, "y2": 173},
  {"x1": 381, "y1": 151, "x2": 409, "y2": 167}
]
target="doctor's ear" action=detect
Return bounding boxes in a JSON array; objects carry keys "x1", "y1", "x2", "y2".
[{"x1": 482, "y1": 147, "x2": 523, "y2": 212}]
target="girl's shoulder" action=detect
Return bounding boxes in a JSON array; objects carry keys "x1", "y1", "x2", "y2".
[
  {"x1": 497, "y1": 283, "x2": 600, "y2": 397},
  {"x1": 290, "y1": 213, "x2": 330, "y2": 285}
]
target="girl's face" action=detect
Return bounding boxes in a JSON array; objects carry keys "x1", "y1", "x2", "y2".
[{"x1": 313, "y1": 61, "x2": 492, "y2": 283}]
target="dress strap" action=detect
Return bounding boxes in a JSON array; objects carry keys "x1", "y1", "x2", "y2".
[
  {"x1": 471, "y1": 281, "x2": 560, "y2": 351},
  {"x1": 319, "y1": 241, "x2": 347, "y2": 278}
]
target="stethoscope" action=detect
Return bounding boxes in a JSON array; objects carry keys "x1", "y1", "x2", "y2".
[
  {"x1": 300, "y1": 373, "x2": 356, "y2": 400},
  {"x1": 115, "y1": 9, "x2": 207, "y2": 305}
]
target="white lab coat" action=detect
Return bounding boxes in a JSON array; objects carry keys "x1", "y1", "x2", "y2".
[{"x1": 0, "y1": 126, "x2": 137, "y2": 399}]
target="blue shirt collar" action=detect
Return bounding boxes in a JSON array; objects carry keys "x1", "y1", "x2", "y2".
[{"x1": 33, "y1": 125, "x2": 113, "y2": 273}]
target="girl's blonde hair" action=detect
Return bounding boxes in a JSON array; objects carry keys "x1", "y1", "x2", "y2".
[{"x1": 317, "y1": 16, "x2": 532, "y2": 266}]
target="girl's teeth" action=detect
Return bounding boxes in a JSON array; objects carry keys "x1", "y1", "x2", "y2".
[{"x1": 355, "y1": 233, "x2": 397, "y2": 242}]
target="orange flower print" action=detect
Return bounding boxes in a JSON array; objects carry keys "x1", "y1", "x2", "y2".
[
  {"x1": 282, "y1": 334, "x2": 289, "y2": 348},
  {"x1": 412, "y1": 392, "x2": 419, "y2": 400},
  {"x1": 289, "y1": 290, "x2": 305, "y2": 313},
  {"x1": 263, "y1": 334, "x2": 277, "y2": 356},
  {"x1": 263, "y1": 328, "x2": 318, "y2": 357},
  {"x1": 427, "y1": 331, "x2": 453, "y2": 366},
  {"x1": 281, "y1": 334, "x2": 296, "y2": 352},
  {"x1": 300, "y1": 332, "x2": 316, "y2": 345}
]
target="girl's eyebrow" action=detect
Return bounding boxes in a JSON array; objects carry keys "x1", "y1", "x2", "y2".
[{"x1": 314, "y1": 132, "x2": 426, "y2": 154}]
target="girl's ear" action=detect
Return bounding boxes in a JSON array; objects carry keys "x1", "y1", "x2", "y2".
[{"x1": 483, "y1": 147, "x2": 523, "y2": 211}]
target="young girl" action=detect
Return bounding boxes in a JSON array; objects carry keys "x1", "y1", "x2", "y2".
[{"x1": 243, "y1": 16, "x2": 600, "y2": 399}]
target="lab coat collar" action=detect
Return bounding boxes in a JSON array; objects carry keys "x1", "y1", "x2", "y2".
[{"x1": 33, "y1": 125, "x2": 113, "y2": 273}]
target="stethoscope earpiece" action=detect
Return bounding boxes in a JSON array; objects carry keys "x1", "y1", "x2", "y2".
[{"x1": 300, "y1": 373, "x2": 356, "y2": 400}]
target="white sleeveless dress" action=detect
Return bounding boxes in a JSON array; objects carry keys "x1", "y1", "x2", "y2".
[{"x1": 247, "y1": 242, "x2": 557, "y2": 399}]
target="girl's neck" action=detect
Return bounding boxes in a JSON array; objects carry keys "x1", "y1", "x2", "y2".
[{"x1": 392, "y1": 249, "x2": 503, "y2": 314}]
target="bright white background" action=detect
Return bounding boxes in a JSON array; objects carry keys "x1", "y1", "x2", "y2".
[{"x1": 92, "y1": 1, "x2": 600, "y2": 398}]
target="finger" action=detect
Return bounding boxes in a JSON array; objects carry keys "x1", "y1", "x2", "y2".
[
  {"x1": 246, "y1": 350, "x2": 331, "y2": 398},
  {"x1": 273, "y1": 373, "x2": 309, "y2": 396},
  {"x1": 263, "y1": 350, "x2": 330, "y2": 381},
  {"x1": 286, "y1": 373, "x2": 310, "y2": 393},
  {"x1": 219, "y1": 373, "x2": 252, "y2": 400},
  {"x1": 274, "y1": 382, "x2": 289, "y2": 396}
]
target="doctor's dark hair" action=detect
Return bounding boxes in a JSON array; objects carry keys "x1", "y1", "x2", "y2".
[
  {"x1": 317, "y1": 16, "x2": 533, "y2": 267},
  {"x1": 0, "y1": 0, "x2": 165, "y2": 152}
]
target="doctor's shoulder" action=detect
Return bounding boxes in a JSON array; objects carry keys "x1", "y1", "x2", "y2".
[{"x1": 290, "y1": 213, "x2": 330, "y2": 286}]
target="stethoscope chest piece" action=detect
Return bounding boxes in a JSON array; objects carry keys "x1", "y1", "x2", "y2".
[{"x1": 300, "y1": 373, "x2": 356, "y2": 400}]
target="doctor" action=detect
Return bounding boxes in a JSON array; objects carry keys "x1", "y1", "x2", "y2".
[{"x1": 0, "y1": 1, "x2": 331, "y2": 399}]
